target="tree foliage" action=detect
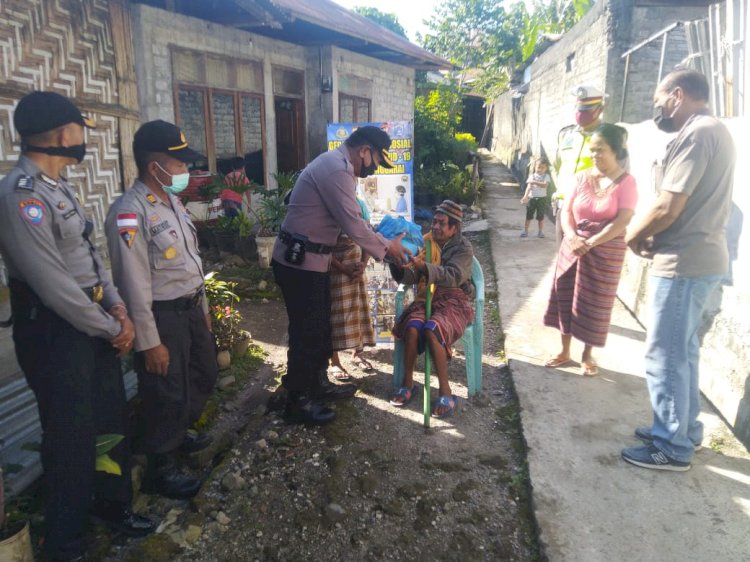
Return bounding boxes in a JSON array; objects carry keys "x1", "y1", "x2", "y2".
[
  {"x1": 421, "y1": 0, "x2": 593, "y2": 100},
  {"x1": 353, "y1": 7, "x2": 408, "y2": 38}
]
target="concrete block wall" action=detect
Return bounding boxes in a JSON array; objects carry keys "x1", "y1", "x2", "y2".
[
  {"x1": 490, "y1": 0, "x2": 706, "y2": 172},
  {"x1": 130, "y1": 3, "x2": 308, "y2": 186},
  {"x1": 331, "y1": 46, "x2": 415, "y2": 125}
]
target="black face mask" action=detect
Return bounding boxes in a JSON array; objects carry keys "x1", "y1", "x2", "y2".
[
  {"x1": 358, "y1": 150, "x2": 378, "y2": 178},
  {"x1": 23, "y1": 143, "x2": 87, "y2": 164},
  {"x1": 652, "y1": 93, "x2": 680, "y2": 134}
]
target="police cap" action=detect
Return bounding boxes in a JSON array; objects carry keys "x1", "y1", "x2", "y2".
[
  {"x1": 14, "y1": 91, "x2": 97, "y2": 137},
  {"x1": 346, "y1": 125, "x2": 394, "y2": 168},
  {"x1": 133, "y1": 120, "x2": 205, "y2": 163}
]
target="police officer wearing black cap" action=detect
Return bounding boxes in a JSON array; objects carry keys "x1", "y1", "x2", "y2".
[
  {"x1": 105, "y1": 120, "x2": 218, "y2": 499},
  {"x1": 0, "y1": 91, "x2": 154, "y2": 561},
  {"x1": 271, "y1": 125, "x2": 410, "y2": 425}
]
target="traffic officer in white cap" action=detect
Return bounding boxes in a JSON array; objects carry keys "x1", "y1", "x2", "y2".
[
  {"x1": 0, "y1": 90, "x2": 154, "y2": 562},
  {"x1": 105, "y1": 120, "x2": 218, "y2": 500},
  {"x1": 552, "y1": 85, "x2": 608, "y2": 244}
]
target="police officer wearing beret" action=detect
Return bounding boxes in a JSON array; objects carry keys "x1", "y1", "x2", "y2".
[
  {"x1": 105, "y1": 120, "x2": 218, "y2": 499},
  {"x1": 0, "y1": 91, "x2": 154, "y2": 561}
]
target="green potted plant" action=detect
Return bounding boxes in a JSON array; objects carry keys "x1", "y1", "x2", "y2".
[
  {"x1": 0, "y1": 465, "x2": 33, "y2": 562},
  {"x1": 250, "y1": 171, "x2": 297, "y2": 268},
  {"x1": 204, "y1": 272, "x2": 250, "y2": 367}
]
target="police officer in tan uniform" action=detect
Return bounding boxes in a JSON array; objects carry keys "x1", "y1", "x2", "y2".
[
  {"x1": 0, "y1": 91, "x2": 153, "y2": 562},
  {"x1": 105, "y1": 120, "x2": 218, "y2": 499}
]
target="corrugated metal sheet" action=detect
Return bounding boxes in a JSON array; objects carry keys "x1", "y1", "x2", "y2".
[{"x1": 0, "y1": 366, "x2": 138, "y2": 496}]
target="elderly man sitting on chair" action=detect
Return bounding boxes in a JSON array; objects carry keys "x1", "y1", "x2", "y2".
[{"x1": 389, "y1": 200, "x2": 475, "y2": 418}]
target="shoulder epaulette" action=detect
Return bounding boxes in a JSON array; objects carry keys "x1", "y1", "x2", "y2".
[{"x1": 15, "y1": 175, "x2": 34, "y2": 191}]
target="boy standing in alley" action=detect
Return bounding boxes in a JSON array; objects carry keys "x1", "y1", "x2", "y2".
[{"x1": 520, "y1": 158, "x2": 551, "y2": 238}]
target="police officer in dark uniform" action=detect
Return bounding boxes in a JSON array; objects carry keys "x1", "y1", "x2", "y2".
[
  {"x1": 0, "y1": 91, "x2": 154, "y2": 561},
  {"x1": 105, "y1": 120, "x2": 218, "y2": 499}
]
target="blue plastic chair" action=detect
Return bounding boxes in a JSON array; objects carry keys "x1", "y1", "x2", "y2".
[{"x1": 392, "y1": 256, "x2": 485, "y2": 396}]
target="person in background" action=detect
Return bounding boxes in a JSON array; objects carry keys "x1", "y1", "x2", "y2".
[
  {"x1": 520, "y1": 158, "x2": 551, "y2": 238},
  {"x1": 553, "y1": 85, "x2": 607, "y2": 245},
  {"x1": 389, "y1": 200, "x2": 475, "y2": 419},
  {"x1": 622, "y1": 69, "x2": 735, "y2": 471},
  {"x1": 328, "y1": 196, "x2": 377, "y2": 380},
  {"x1": 544, "y1": 124, "x2": 637, "y2": 377},
  {"x1": 271, "y1": 125, "x2": 410, "y2": 426},
  {"x1": 0, "y1": 91, "x2": 153, "y2": 562},
  {"x1": 106, "y1": 120, "x2": 218, "y2": 499},
  {"x1": 221, "y1": 156, "x2": 251, "y2": 218}
]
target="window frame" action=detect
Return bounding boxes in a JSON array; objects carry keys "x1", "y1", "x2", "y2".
[
  {"x1": 339, "y1": 93, "x2": 372, "y2": 123},
  {"x1": 174, "y1": 84, "x2": 266, "y2": 176}
]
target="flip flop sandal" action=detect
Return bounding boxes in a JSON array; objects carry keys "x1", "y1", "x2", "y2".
[
  {"x1": 431, "y1": 394, "x2": 459, "y2": 419},
  {"x1": 329, "y1": 366, "x2": 352, "y2": 381},
  {"x1": 390, "y1": 385, "x2": 417, "y2": 407},
  {"x1": 544, "y1": 356, "x2": 575, "y2": 368},
  {"x1": 581, "y1": 361, "x2": 599, "y2": 376},
  {"x1": 353, "y1": 357, "x2": 375, "y2": 372}
]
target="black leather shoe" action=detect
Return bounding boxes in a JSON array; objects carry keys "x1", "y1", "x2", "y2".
[
  {"x1": 91, "y1": 501, "x2": 155, "y2": 537},
  {"x1": 179, "y1": 431, "x2": 213, "y2": 454},
  {"x1": 311, "y1": 370, "x2": 356, "y2": 400},
  {"x1": 142, "y1": 454, "x2": 202, "y2": 499},
  {"x1": 284, "y1": 394, "x2": 336, "y2": 426}
]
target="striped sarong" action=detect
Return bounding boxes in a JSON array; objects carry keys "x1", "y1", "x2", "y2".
[
  {"x1": 393, "y1": 287, "x2": 474, "y2": 358},
  {"x1": 543, "y1": 225, "x2": 626, "y2": 347},
  {"x1": 330, "y1": 237, "x2": 375, "y2": 351}
]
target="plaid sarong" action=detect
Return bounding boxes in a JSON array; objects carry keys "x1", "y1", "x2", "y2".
[
  {"x1": 330, "y1": 237, "x2": 375, "y2": 351},
  {"x1": 393, "y1": 287, "x2": 474, "y2": 358},
  {"x1": 544, "y1": 225, "x2": 627, "y2": 347}
]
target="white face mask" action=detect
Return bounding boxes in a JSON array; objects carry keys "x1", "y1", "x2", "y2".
[{"x1": 153, "y1": 161, "x2": 190, "y2": 194}]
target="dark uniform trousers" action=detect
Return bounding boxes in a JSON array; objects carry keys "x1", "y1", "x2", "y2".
[
  {"x1": 9, "y1": 280, "x2": 132, "y2": 561},
  {"x1": 272, "y1": 259, "x2": 332, "y2": 392},
  {"x1": 134, "y1": 304, "x2": 218, "y2": 455}
]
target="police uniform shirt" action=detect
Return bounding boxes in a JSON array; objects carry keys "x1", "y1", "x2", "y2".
[
  {"x1": 105, "y1": 180, "x2": 206, "y2": 352},
  {"x1": 271, "y1": 145, "x2": 389, "y2": 273},
  {"x1": 0, "y1": 155, "x2": 122, "y2": 339}
]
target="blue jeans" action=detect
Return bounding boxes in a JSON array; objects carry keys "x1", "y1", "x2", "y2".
[{"x1": 645, "y1": 274, "x2": 722, "y2": 462}]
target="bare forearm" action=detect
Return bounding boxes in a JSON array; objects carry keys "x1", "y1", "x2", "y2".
[
  {"x1": 627, "y1": 207, "x2": 678, "y2": 243},
  {"x1": 588, "y1": 210, "x2": 634, "y2": 247}
]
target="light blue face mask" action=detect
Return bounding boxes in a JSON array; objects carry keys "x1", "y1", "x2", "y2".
[{"x1": 154, "y1": 162, "x2": 190, "y2": 194}]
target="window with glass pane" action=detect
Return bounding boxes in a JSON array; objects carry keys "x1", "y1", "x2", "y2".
[
  {"x1": 339, "y1": 96, "x2": 354, "y2": 122},
  {"x1": 212, "y1": 93, "x2": 237, "y2": 161},
  {"x1": 241, "y1": 95, "x2": 264, "y2": 184},
  {"x1": 355, "y1": 98, "x2": 371, "y2": 122},
  {"x1": 178, "y1": 88, "x2": 208, "y2": 156}
]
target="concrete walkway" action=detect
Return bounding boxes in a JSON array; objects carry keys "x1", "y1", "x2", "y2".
[{"x1": 480, "y1": 150, "x2": 750, "y2": 562}]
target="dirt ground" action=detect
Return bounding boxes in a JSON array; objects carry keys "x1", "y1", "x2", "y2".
[{"x1": 94, "y1": 228, "x2": 540, "y2": 562}]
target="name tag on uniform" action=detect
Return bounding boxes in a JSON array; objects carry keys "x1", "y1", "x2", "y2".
[{"x1": 150, "y1": 221, "x2": 170, "y2": 236}]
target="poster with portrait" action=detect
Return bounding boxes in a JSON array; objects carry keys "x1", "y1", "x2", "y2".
[{"x1": 327, "y1": 121, "x2": 415, "y2": 343}]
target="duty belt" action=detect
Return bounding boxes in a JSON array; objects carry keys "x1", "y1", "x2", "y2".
[
  {"x1": 152, "y1": 287, "x2": 204, "y2": 312},
  {"x1": 279, "y1": 229, "x2": 333, "y2": 254}
]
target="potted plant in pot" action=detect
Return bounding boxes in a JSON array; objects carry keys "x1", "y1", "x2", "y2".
[
  {"x1": 0, "y1": 464, "x2": 33, "y2": 562},
  {"x1": 250, "y1": 171, "x2": 297, "y2": 268},
  {"x1": 204, "y1": 272, "x2": 251, "y2": 368}
]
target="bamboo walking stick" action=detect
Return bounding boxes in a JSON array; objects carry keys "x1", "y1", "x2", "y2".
[{"x1": 423, "y1": 239, "x2": 433, "y2": 428}]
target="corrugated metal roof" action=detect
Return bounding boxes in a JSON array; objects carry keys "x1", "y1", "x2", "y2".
[
  {"x1": 262, "y1": 0, "x2": 450, "y2": 69},
  {"x1": 150, "y1": 0, "x2": 450, "y2": 70}
]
